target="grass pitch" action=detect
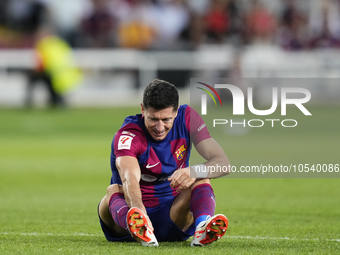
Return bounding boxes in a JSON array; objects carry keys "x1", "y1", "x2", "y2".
[{"x1": 0, "y1": 106, "x2": 339, "y2": 254}]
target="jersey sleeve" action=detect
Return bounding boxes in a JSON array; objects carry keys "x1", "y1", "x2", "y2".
[
  {"x1": 185, "y1": 105, "x2": 211, "y2": 146},
  {"x1": 113, "y1": 123, "x2": 145, "y2": 158}
]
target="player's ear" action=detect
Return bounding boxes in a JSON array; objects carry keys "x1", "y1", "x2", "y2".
[{"x1": 140, "y1": 103, "x2": 145, "y2": 116}]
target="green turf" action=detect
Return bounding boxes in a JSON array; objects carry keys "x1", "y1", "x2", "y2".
[{"x1": 0, "y1": 106, "x2": 339, "y2": 254}]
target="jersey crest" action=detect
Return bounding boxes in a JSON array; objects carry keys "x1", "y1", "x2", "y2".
[{"x1": 175, "y1": 145, "x2": 186, "y2": 160}]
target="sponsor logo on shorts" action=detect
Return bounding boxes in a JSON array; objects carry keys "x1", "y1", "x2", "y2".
[
  {"x1": 141, "y1": 174, "x2": 158, "y2": 182},
  {"x1": 141, "y1": 174, "x2": 170, "y2": 182}
]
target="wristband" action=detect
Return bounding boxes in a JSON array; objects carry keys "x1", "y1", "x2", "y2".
[{"x1": 191, "y1": 164, "x2": 208, "y2": 178}]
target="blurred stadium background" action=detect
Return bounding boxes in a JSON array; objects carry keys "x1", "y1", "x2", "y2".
[
  {"x1": 1, "y1": 1, "x2": 340, "y2": 253},
  {"x1": 1, "y1": 0, "x2": 340, "y2": 107}
]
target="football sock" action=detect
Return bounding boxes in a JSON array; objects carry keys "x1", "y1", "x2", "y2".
[
  {"x1": 189, "y1": 183, "x2": 216, "y2": 227},
  {"x1": 108, "y1": 193, "x2": 129, "y2": 230}
]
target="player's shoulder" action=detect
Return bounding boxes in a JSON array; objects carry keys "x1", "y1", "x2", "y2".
[
  {"x1": 122, "y1": 113, "x2": 141, "y2": 125},
  {"x1": 176, "y1": 104, "x2": 200, "y2": 124},
  {"x1": 117, "y1": 114, "x2": 145, "y2": 139},
  {"x1": 177, "y1": 104, "x2": 190, "y2": 118},
  {"x1": 113, "y1": 114, "x2": 146, "y2": 152},
  {"x1": 179, "y1": 104, "x2": 189, "y2": 111},
  {"x1": 178, "y1": 104, "x2": 199, "y2": 116}
]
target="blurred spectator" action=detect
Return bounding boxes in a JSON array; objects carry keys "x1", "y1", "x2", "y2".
[
  {"x1": 26, "y1": 27, "x2": 83, "y2": 107},
  {"x1": 114, "y1": 0, "x2": 157, "y2": 49},
  {"x1": 5, "y1": 0, "x2": 48, "y2": 33},
  {"x1": 202, "y1": 0, "x2": 243, "y2": 45},
  {"x1": 0, "y1": 0, "x2": 8, "y2": 26},
  {"x1": 185, "y1": 0, "x2": 210, "y2": 47},
  {"x1": 151, "y1": 0, "x2": 190, "y2": 49},
  {"x1": 80, "y1": 0, "x2": 116, "y2": 48},
  {"x1": 226, "y1": 0, "x2": 244, "y2": 42},
  {"x1": 244, "y1": 0, "x2": 277, "y2": 44},
  {"x1": 44, "y1": 0, "x2": 92, "y2": 47},
  {"x1": 0, "y1": 0, "x2": 50, "y2": 48},
  {"x1": 277, "y1": 0, "x2": 308, "y2": 50},
  {"x1": 2, "y1": 0, "x2": 340, "y2": 51},
  {"x1": 205, "y1": 0, "x2": 230, "y2": 44},
  {"x1": 308, "y1": 0, "x2": 340, "y2": 49}
]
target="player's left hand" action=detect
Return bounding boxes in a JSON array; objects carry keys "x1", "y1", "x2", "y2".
[{"x1": 168, "y1": 167, "x2": 196, "y2": 192}]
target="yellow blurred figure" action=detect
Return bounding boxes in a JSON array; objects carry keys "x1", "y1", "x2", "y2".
[
  {"x1": 35, "y1": 35, "x2": 83, "y2": 95},
  {"x1": 118, "y1": 22, "x2": 155, "y2": 49}
]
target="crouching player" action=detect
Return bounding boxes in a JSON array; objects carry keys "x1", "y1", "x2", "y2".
[{"x1": 98, "y1": 79, "x2": 230, "y2": 246}]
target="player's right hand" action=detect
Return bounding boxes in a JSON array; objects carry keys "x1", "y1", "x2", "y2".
[{"x1": 168, "y1": 167, "x2": 196, "y2": 193}]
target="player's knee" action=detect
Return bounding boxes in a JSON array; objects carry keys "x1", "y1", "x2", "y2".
[
  {"x1": 195, "y1": 178, "x2": 210, "y2": 185},
  {"x1": 106, "y1": 184, "x2": 123, "y2": 198},
  {"x1": 191, "y1": 178, "x2": 211, "y2": 190}
]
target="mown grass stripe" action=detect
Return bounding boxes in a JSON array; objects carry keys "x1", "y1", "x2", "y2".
[{"x1": 1, "y1": 232, "x2": 339, "y2": 242}]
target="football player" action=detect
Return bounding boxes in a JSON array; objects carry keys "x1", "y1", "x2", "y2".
[{"x1": 98, "y1": 79, "x2": 230, "y2": 246}]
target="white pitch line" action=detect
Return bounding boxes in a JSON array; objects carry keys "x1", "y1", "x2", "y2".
[
  {"x1": 0, "y1": 232, "x2": 102, "y2": 237},
  {"x1": 225, "y1": 235, "x2": 340, "y2": 242},
  {"x1": 0, "y1": 232, "x2": 339, "y2": 242}
]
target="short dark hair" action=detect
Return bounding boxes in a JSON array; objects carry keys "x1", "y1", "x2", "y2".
[{"x1": 143, "y1": 79, "x2": 179, "y2": 111}]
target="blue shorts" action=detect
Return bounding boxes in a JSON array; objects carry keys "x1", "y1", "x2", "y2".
[{"x1": 98, "y1": 196, "x2": 195, "y2": 242}]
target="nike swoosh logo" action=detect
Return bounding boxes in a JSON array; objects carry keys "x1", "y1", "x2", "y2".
[{"x1": 146, "y1": 162, "x2": 160, "y2": 168}]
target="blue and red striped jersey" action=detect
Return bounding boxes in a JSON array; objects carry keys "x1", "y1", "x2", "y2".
[{"x1": 110, "y1": 104, "x2": 210, "y2": 207}]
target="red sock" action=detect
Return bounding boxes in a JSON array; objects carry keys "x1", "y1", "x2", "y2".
[
  {"x1": 189, "y1": 183, "x2": 216, "y2": 227},
  {"x1": 108, "y1": 193, "x2": 129, "y2": 230}
]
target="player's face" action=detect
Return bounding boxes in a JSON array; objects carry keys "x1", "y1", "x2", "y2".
[{"x1": 141, "y1": 104, "x2": 178, "y2": 141}]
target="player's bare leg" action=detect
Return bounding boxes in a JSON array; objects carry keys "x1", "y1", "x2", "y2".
[{"x1": 98, "y1": 184, "x2": 130, "y2": 237}]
